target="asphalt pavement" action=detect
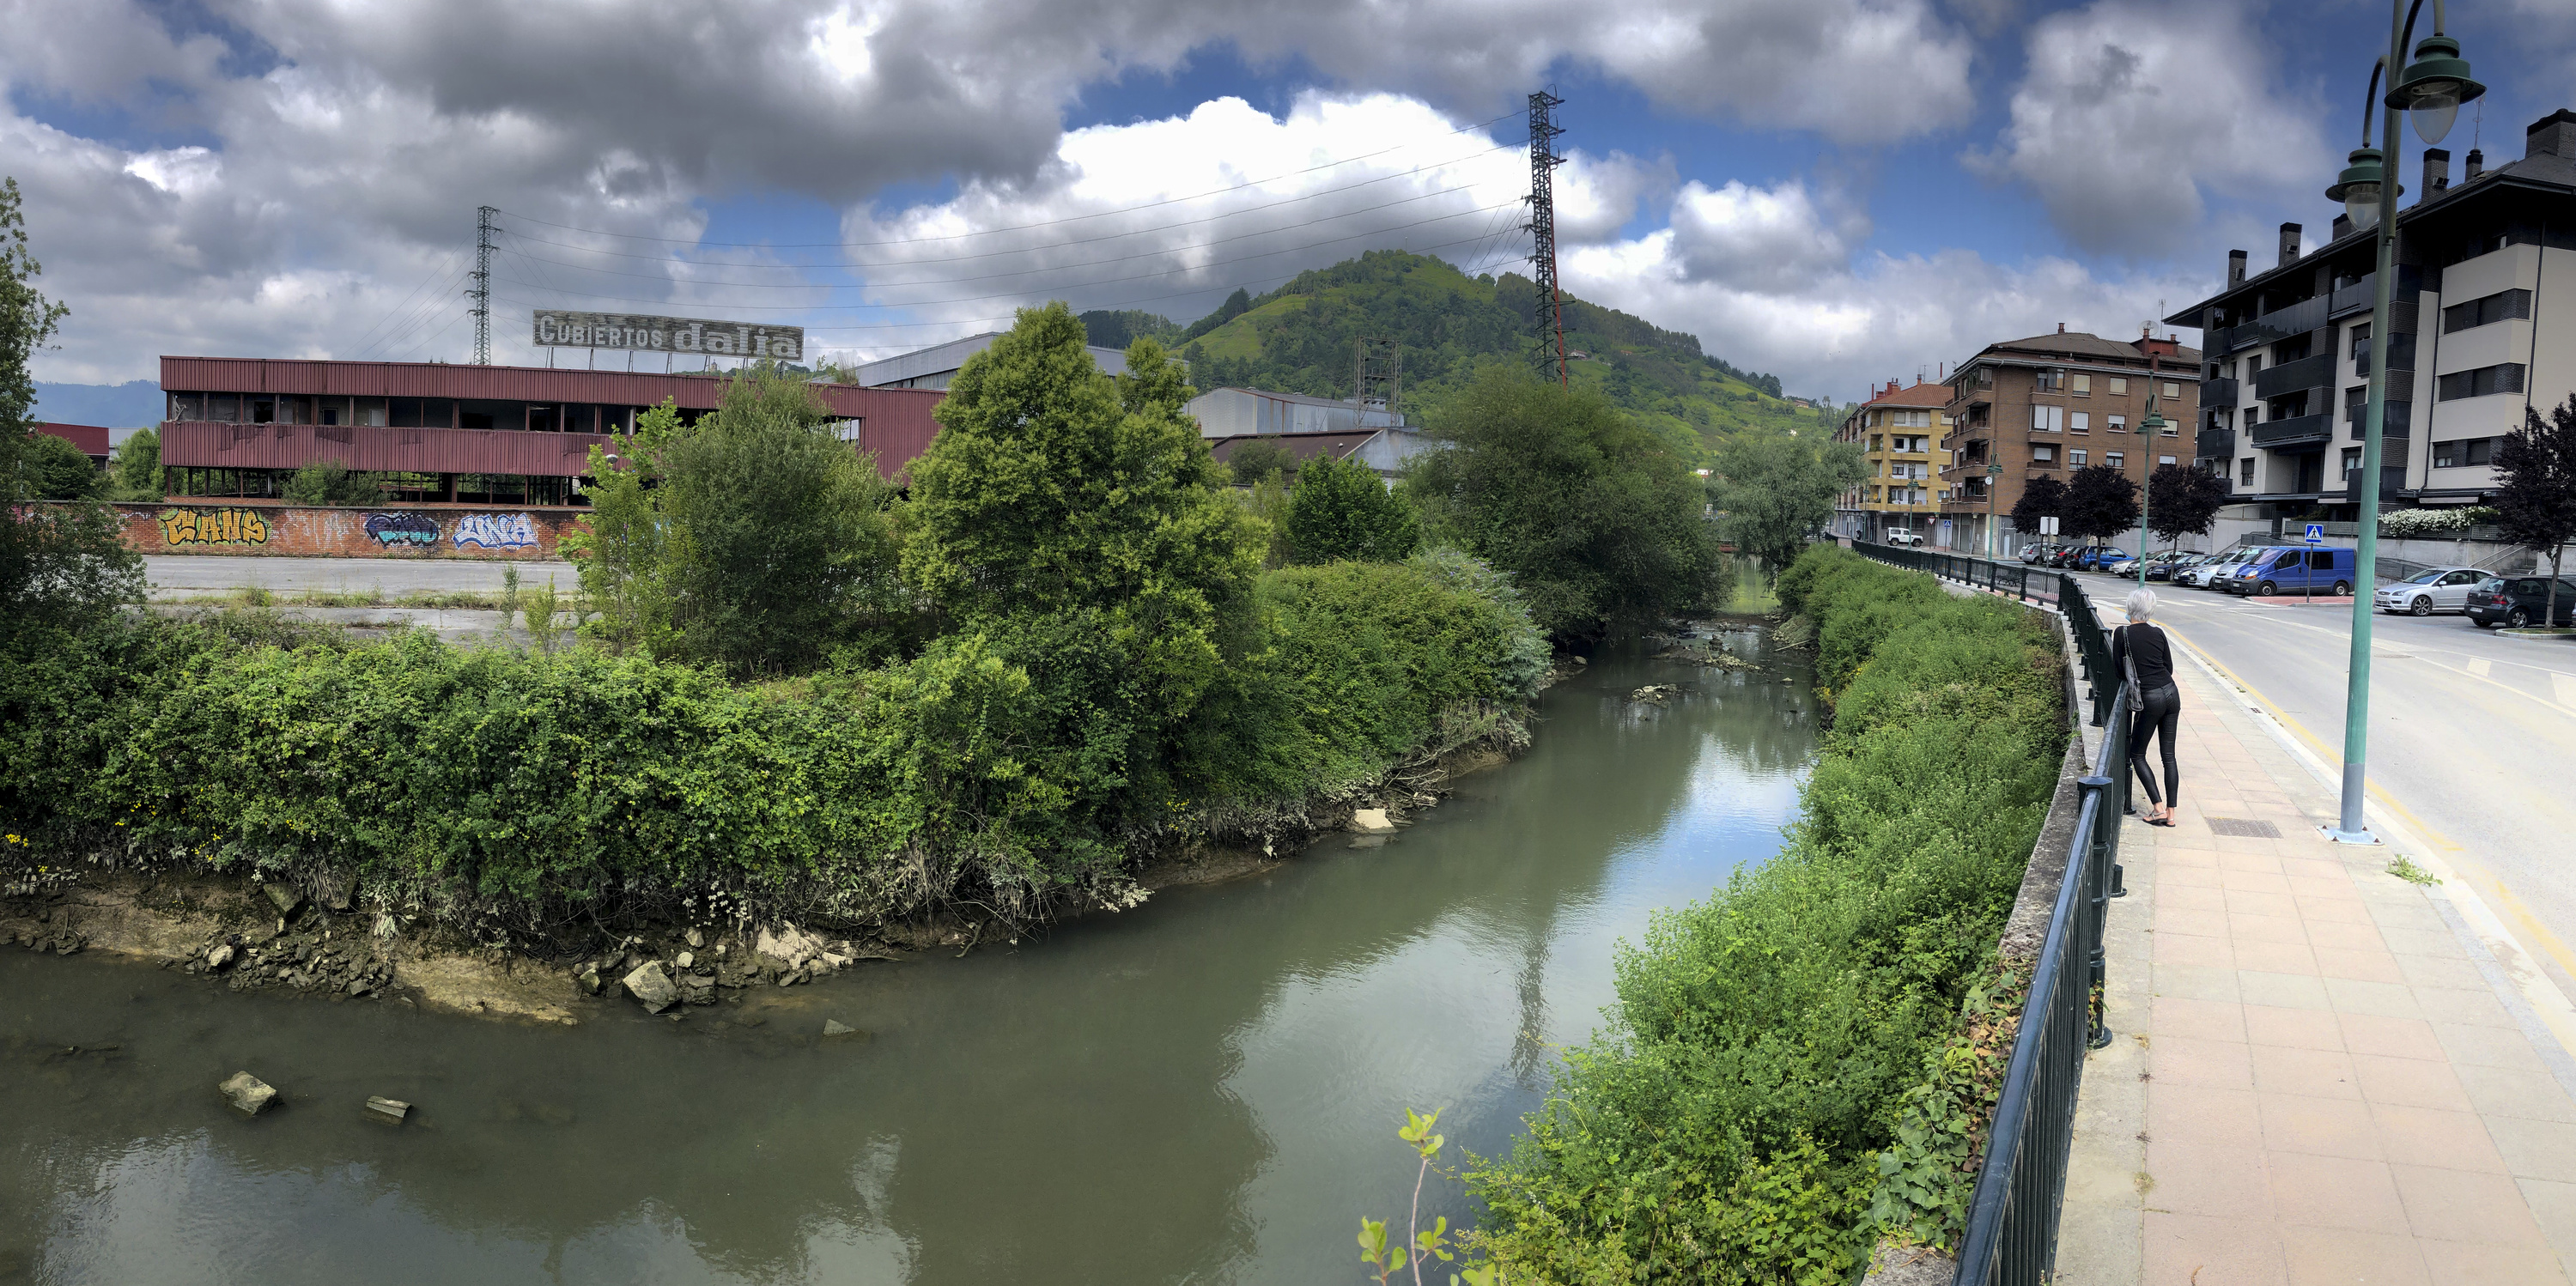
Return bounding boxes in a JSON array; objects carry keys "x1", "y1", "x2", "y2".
[
  {"x1": 144, "y1": 555, "x2": 577, "y2": 598},
  {"x1": 2075, "y1": 568, "x2": 2576, "y2": 1004}
]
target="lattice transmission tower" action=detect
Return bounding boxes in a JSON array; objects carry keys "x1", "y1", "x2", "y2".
[
  {"x1": 1354, "y1": 337, "x2": 1401, "y2": 425},
  {"x1": 468, "y1": 205, "x2": 496, "y2": 366},
  {"x1": 1524, "y1": 90, "x2": 1567, "y2": 386}
]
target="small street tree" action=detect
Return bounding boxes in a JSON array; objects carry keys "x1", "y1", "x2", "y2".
[
  {"x1": 2495, "y1": 394, "x2": 2576, "y2": 627},
  {"x1": 2147, "y1": 464, "x2": 2229, "y2": 551},
  {"x1": 1708, "y1": 429, "x2": 1864, "y2": 576},
  {"x1": 2010, "y1": 473, "x2": 2067, "y2": 535},
  {"x1": 2063, "y1": 464, "x2": 2140, "y2": 546}
]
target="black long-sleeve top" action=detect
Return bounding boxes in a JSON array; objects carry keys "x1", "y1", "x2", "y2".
[{"x1": 2111, "y1": 622, "x2": 2175, "y2": 693}]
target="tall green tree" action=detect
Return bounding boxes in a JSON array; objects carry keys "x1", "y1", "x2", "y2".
[
  {"x1": 1708, "y1": 430, "x2": 1865, "y2": 575},
  {"x1": 903, "y1": 302, "x2": 1262, "y2": 725},
  {"x1": 2146, "y1": 464, "x2": 2229, "y2": 550},
  {"x1": 1285, "y1": 450, "x2": 1418, "y2": 563},
  {"x1": 1407, "y1": 367, "x2": 1725, "y2": 640},
  {"x1": 2, "y1": 175, "x2": 140, "y2": 634},
  {"x1": 111, "y1": 426, "x2": 161, "y2": 500},
  {"x1": 2497, "y1": 395, "x2": 2576, "y2": 627},
  {"x1": 20, "y1": 430, "x2": 100, "y2": 500},
  {"x1": 569, "y1": 373, "x2": 903, "y2": 675},
  {"x1": 1225, "y1": 437, "x2": 1293, "y2": 486}
]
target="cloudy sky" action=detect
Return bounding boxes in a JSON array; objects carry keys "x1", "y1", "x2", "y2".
[{"x1": 8, "y1": 0, "x2": 2575, "y2": 404}]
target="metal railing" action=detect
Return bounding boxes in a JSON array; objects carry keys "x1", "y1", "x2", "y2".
[{"x1": 1846, "y1": 540, "x2": 2129, "y2": 1285}]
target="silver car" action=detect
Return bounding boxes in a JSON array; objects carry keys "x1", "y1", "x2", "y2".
[{"x1": 2375, "y1": 566, "x2": 2485, "y2": 616}]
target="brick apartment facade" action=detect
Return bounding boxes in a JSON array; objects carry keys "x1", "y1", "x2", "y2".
[{"x1": 1939, "y1": 328, "x2": 2202, "y2": 555}]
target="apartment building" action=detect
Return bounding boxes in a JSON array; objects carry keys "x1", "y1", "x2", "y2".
[
  {"x1": 2165, "y1": 110, "x2": 2576, "y2": 519},
  {"x1": 1831, "y1": 379, "x2": 1954, "y2": 540},
  {"x1": 1937, "y1": 328, "x2": 2202, "y2": 555}
]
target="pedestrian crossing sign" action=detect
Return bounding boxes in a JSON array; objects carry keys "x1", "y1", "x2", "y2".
[{"x1": 2304, "y1": 522, "x2": 2325, "y2": 543}]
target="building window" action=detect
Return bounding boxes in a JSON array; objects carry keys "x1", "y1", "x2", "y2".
[
  {"x1": 2435, "y1": 363, "x2": 2526, "y2": 401},
  {"x1": 2070, "y1": 411, "x2": 2090, "y2": 433},
  {"x1": 2033, "y1": 444, "x2": 2057, "y2": 463},
  {"x1": 2342, "y1": 446, "x2": 2363, "y2": 476},
  {"x1": 2440, "y1": 288, "x2": 2533, "y2": 334},
  {"x1": 2032, "y1": 404, "x2": 2063, "y2": 432},
  {"x1": 2432, "y1": 438, "x2": 2499, "y2": 468},
  {"x1": 2245, "y1": 355, "x2": 2263, "y2": 378},
  {"x1": 1977, "y1": 366, "x2": 1993, "y2": 386},
  {"x1": 2071, "y1": 373, "x2": 2092, "y2": 395},
  {"x1": 2070, "y1": 449, "x2": 2089, "y2": 466},
  {"x1": 2109, "y1": 376, "x2": 2129, "y2": 395},
  {"x1": 2161, "y1": 381, "x2": 2182, "y2": 400},
  {"x1": 2105, "y1": 415, "x2": 2124, "y2": 434},
  {"x1": 2240, "y1": 458, "x2": 2256, "y2": 485},
  {"x1": 2105, "y1": 451, "x2": 2124, "y2": 469}
]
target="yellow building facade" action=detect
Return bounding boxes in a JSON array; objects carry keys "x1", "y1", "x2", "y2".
[{"x1": 1832, "y1": 379, "x2": 1956, "y2": 541}]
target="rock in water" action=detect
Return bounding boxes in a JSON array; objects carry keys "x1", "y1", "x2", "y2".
[
  {"x1": 220, "y1": 1071, "x2": 277, "y2": 1117},
  {"x1": 364, "y1": 1096, "x2": 410, "y2": 1124},
  {"x1": 205, "y1": 943, "x2": 235, "y2": 971},
  {"x1": 622, "y1": 961, "x2": 679, "y2": 1014},
  {"x1": 823, "y1": 1019, "x2": 859, "y2": 1038},
  {"x1": 755, "y1": 925, "x2": 822, "y2": 969},
  {"x1": 1349, "y1": 808, "x2": 1397, "y2": 834},
  {"x1": 263, "y1": 883, "x2": 306, "y2": 918}
]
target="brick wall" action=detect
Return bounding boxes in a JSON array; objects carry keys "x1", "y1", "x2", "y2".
[{"x1": 107, "y1": 502, "x2": 583, "y2": 560}]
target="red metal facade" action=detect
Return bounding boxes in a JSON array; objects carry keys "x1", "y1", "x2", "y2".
[
  {"x1": 155, "y1": 356, "x2": 947, "y2": 475},
  {"x1": 37, "y1": 422, "x2": 113, "y2": 459},
  {"x1": 165, "y1": 421, "x2": 611, "y2": 476}
]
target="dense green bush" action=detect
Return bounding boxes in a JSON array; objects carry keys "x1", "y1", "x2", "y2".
[
  {"x1": 0, "y1": 548, "x2": 1544, "y2": 929},
  {"x1": 1285, "y1": 451, "x2": 1419, "y2": 564},
  {"x1": 1467, "y1": 545, "x2": 2063, "y2": 1283}
]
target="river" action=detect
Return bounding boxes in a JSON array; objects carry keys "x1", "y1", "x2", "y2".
[{"x1": 0, "y1": 628, "x2": 1817, "y2": 1285}]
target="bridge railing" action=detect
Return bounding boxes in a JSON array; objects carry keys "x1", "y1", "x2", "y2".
[{"x1": 1845, "y1": 538, "x2": 2129, "y2": 1286}]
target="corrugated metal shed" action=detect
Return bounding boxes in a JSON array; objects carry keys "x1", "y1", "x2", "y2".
[
  {"x1": 37, "y1": 422, "x2": 113, "y2": 461},
  {"x1": 158, "y1": 356, "x2": 943, "y2": 421},
  {"x1": 851, "y1": 333, "x2": 1130, "y2": 391}
]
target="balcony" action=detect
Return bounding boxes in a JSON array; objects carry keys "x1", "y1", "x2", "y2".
[
  {"x1": 2342, "y1": 466, "x2": 2405, "y2": 505},
  {"x1": 2253, "y1": 352, "x2": 2334, "y2": 401},
  {"x1": 2216, "y1": 294, "x2": 2330, "y2": 355},
  {"x1": 2197, "y1": 428, "x2": 2236, "y2": 459},
  {"x1": 2328, "y1": 270, "x2": 2421, "y2": 319},
  {"x1": 2200, "y1": 376, "x2": 2238, "y2": 408},
  {"x1": 2249, "y1": 413, "x2": 2334, "y2": 450},
  {"x1": 2344, "y1": 399, "x2": 2412, "y2": 438}
]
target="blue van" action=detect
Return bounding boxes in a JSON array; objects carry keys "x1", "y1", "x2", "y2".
[{"x1": 2225, "y1": 546, "x2": 2357, "y2": 597}]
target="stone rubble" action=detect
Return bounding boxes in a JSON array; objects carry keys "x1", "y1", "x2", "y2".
[{"x1": 220, "y1": 1071, "x2": 278, "y2": 1117}]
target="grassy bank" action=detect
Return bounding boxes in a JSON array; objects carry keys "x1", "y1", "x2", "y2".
[
  {"x1": 0, "y1": 549, "x2": 1545, "y2": 937},
  {"x1": 1464, "y1": 544, "x2": 2066, "y2": 1283}
]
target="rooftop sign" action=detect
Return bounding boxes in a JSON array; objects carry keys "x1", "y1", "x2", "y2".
[{"x1": 533, "y1": 311, "x2": 803, "y2": 362}]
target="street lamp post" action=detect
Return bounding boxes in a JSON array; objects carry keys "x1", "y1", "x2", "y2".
[
  {"x1": 1984, "y1": 462, "x2": 2002, "y2": 561},
  {"x1": 2137, "y1": 383, "x2": 2167, "y2": 588},
  {"x1": 2319, "y1": 0, "x2": 2483, "y2": 843}
]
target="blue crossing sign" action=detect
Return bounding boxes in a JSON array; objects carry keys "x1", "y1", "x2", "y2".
[{"x1": 2304, "y1": 522, "x2": 2326, "y2": 544}]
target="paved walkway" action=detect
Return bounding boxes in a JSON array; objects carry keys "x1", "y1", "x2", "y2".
[{"x1": 2059, "y1": 636, "x2": 2576, "y2": 1283}]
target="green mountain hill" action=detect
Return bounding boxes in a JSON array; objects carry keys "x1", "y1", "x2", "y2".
[{"x1": 1083, "y1": 252, "x2": 1839, "y2": 461}]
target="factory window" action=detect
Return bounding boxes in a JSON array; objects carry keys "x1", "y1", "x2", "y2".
[
  {"x1": 2435, "y1": 364, "x2": 2526, "y2": 401},
  {"x1": 391, "y1": 398, "x2": 426, "y2": 428}
]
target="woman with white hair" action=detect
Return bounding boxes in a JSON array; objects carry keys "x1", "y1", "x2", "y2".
[{"x1": 2111, "y1": 587, "x2": 2180, "y2": 826}]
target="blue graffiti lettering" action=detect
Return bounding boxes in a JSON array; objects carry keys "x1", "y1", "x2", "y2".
[
  {"x1": 363, "y1": 513, "x2": 440, "y2": 547},
  {"x1": 452, "y1": 513, "x2": 538, "y2": 550}
]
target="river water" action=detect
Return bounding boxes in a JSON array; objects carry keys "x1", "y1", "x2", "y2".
[{"x1": 0, "y1": 629, "x2": 1816, "y2": 1286}]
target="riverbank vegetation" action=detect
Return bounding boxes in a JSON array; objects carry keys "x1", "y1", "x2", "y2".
[
  {"x1": 1464, "y1": 545, "x2": 2066, "y2": 1283},
  {"x1": 0, "y1": 306, "x2": 1620, "y2": 942}
]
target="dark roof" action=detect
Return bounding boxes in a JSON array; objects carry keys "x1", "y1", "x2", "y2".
[
  {"x1": 1973, "y1": 332, "x2": 2202, "y2": 365},
  {"x1": 1864, "y1": 380, "x2": 1953, "y2": 409},
  {"x1": 34, "y1": 423, "x2": 112, "y2": 456}
]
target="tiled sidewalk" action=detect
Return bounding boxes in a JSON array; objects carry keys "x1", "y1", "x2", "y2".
[{"x1": 2057, "y1": 646, "x2": 2576, "y2": 1284}]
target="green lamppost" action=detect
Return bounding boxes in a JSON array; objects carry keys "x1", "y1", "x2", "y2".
[
  {"x1": 2318, "y1": 0, "x2": 2484, "y2": 843},
  {"x1": 1984, "y1": 461, "x2": 2002, "y2": 561},
  {"x1": 2136, "y1": 391, "x2": 2167, "y2": 588}
]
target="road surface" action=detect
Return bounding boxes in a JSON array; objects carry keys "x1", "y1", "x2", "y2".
[
  {"x1": 2076, "y1": 568, "x2": 2576, "y2": 1002},
  {"x1": 144, "y1": 555, "x2": 577, "y2": 598}
]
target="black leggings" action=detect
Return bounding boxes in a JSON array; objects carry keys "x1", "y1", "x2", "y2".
[{"x1": 2129, "y1": 683, "x2": 2181, "y2": 806}]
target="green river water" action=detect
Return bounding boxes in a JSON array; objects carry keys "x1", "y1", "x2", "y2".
[{"x1": 0, "y1": 627, "x2": 1816, "y2": 1285}]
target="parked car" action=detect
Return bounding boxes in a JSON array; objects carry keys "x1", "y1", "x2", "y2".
[
  {"x1": 2182, "y1": 545, "x2": 2267, "y2": 589},
  {"x1": 2020, "y1": 543, "x2": 2060, "y2": 565},
  {"x1": 2226, "y1": 546, "x2": 2357, "y2": 597},
  {"x1": 2464, "y1": 575, "x2": 2576, "y2": 628},
  {"x1": 2043, "y1": 544, "x2": 2081, "y2": 568},
  {"x1": 2147, "y1": 552, "x2": 2205, "y2": 582},
  {"x1": 2207, "y1": 548, "x2": 2291, "y2": 593},
  {"x1": 1884, "y1": 529, "x2": 1923, "y2": 547},
  {"x1": 2075, "y1": 546, "x2": 2131, "y2": 573},
  {"x1": 2373, "y1": 566, "x2": 2486, "y2": 616}
]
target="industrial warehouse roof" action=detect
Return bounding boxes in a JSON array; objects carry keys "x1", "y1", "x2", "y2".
[{"x1": 159, "y1": 355, "x2": 943, "y2": 418}]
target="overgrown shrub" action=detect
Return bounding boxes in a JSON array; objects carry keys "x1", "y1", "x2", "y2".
[{"x1": 1467, "y1": 544, "x2": 2064, "y2": 1282}]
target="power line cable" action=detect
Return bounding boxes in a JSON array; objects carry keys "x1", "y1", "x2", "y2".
[
  {"x1": 353, "y1": 264, "x2": 477, "y2": 361},
  {"x1": 344, "y1": 248, "x2": 466, "y2": 357},
  {"x1": 487, "y1": 106, "x2": 1526, "y2": 250}
]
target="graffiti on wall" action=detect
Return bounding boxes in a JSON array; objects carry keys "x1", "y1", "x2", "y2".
[
  {"x1": 453, "y1": 512, "x2": 538, "y2": 550},
  {"x1": 364, "y1": 513, "x2": 440, "y2": 548},
  {"x1": 158, "y1": 508, "x2": 270, "y2": 546}
]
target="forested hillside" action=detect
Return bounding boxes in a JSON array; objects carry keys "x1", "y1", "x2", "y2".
[{"x1": 1083, "y1": 251, "x2": 1837, "y2": 461}]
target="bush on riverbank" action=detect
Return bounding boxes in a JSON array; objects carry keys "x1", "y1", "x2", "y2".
[
  {"x1": 0, "y1": 548, "x2": 1543, "y2": 931},
  {"x1": 1466, "y1": 544, "x2": 2064, "y2": 1283}
]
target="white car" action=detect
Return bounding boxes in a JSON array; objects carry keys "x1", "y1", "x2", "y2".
[
  {"x1": 2374, "y1": 566, "x2": 2485, "y2": 616},
  {"x1": 1884, "y1": 530, "x2": 1924, "y2": 547}
]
